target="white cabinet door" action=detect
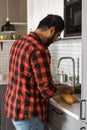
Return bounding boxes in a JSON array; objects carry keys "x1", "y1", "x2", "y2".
[
  {"x1": 27, "y1": 0, "x2": 48, "y2": 33},
  {"x1": 47, "y1": 0, "x2": 64, "y2": 18},
  {"x1": 49, "y1": 105, "x2": 81, "y2": 130},
  {"x1": 27, "y1": 0, "x2": 64, "y2": 34},
  {"x1": 81, "y1": 0, "x2": 87, "y2": 123}
]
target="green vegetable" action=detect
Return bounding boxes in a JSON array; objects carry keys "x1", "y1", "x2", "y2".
[{"x1": 74, "y1": 83, "x2": 81, "y2": 94}]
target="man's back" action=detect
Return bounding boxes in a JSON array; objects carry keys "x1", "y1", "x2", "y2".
[{"x1": 5, "y1": 32, "x2": 56, "y2": 122}]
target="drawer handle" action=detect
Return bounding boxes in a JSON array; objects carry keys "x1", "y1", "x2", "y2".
[
  {"x1": 52, "y1": 108, "x2": 63, "y2": 115},
  {"x1": 80, "y1": 127, "x2": 86, "y2": 130},
  {"x1": 80, "y1": 99, "x2": 86, "y2": 120}
]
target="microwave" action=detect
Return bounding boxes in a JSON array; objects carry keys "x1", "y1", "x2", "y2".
[{"x1": 64, "y1": 0, "x2": 82, "y2": 37}]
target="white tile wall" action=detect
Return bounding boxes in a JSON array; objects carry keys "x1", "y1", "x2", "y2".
[
  {"x1": 49, "y1": 38, "x2": 82, "y2": 84},
  {"x1": 0, "y1": 41, "x2": 13, "y2": 75},
  {"x1": 0, "y1": 38, "x2": 82, "y2": 84}
]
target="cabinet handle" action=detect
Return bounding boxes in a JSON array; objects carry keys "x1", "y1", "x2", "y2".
[
  {"x1": 80, "y1": 99, "x2": 86, "y2": 120},
  {"x1": 52, "y1": 108, "x2": 63, "y2": 115},
  {"x1": 80, "y1": 127, "x2": 86, "y2": 130}
]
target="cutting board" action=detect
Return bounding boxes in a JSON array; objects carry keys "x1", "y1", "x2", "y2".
[{"x1": 53, "y1": 94, "x2": 80, "y2": 105}]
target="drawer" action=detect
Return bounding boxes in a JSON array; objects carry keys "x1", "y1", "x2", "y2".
[{"x1": 49, "y1": 104, "x2": 81, "y2": 130}]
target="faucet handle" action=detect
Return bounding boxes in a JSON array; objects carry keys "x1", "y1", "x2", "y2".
[{"x1": 64, "y1": 74, "x2": 68, "y2": 82}]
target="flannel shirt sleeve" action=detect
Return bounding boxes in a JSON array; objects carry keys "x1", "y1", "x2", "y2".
[{"x1": 30, "y1": 49, "x2": 57, "y2": 99}]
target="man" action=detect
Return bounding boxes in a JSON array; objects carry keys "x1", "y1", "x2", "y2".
[{"x1": 5, "y1": 14, "x2": 74, "y2": 130}]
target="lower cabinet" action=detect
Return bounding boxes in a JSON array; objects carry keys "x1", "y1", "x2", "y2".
[
  {"x1": 0, "y1": 85, "x2": 15, "y2": 130},
  {"x1": 49, "y1": 104, "x2": 81, "y2": 130}
]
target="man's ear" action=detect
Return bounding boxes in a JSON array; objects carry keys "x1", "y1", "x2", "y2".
[{"x1": 49, "y1": 27, "x2": 55, "y2": 35}]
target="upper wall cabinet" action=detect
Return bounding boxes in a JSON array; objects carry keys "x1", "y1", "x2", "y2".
[{"x1": 27, "y1": 0, "x2": 64, "y2": 34}]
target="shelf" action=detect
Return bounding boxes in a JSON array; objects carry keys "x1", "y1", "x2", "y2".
[
  {"x1": 1, "y1": 31, "x2": 16, "y2": 34},
  {"x1": 0, "y1": 40, "x2": 15, "y2": 42},
  {"x1": 11, "y1": 22, "x2": 27, "y2": 26}
]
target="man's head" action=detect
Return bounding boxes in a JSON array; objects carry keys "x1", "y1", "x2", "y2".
[{"x1": 35, "y1": 14, "x2": 64, "y2": 46}]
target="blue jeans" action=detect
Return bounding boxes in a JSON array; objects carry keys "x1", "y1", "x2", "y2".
[{"x1": 12, "y1": 118, "x2": 46, "y2": 130}]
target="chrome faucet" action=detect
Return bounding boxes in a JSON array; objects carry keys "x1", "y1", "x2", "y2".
[{"x1": 58, "y1": 57, "x2": 75, "y2": 86}]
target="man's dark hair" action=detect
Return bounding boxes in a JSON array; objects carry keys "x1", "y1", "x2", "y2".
[{"x1": 37, "y1": 14, "x2": 64, "y2": 33}]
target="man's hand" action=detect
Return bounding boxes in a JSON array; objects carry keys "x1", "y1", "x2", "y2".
[{"x1": 55, "y1": 84, "x2": 75, "y2": 95}]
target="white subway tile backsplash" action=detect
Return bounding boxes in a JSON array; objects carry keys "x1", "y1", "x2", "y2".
[
  {"x1": 49, "y1": 38, "x2": 82, "y2": 84},
  {"x1": 0, "y1": 41, "x2": 13, "y2": 74}
]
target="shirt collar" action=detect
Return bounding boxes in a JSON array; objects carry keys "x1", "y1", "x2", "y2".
[{"x1": 29, "y1": 31, "x2": 48, "y2": 49}]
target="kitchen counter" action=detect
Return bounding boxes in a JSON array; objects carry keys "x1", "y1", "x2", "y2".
[
  {"x1": 0, "y1": 78, "x2": 8, "y2": 85},
  {"x1": 50, "y1": 94, "x2": 81, "y2": 120}
]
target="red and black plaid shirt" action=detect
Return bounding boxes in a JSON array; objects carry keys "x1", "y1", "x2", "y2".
[{"x1": 5, "y1": 32, "x2": 57, "y2": 123}]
